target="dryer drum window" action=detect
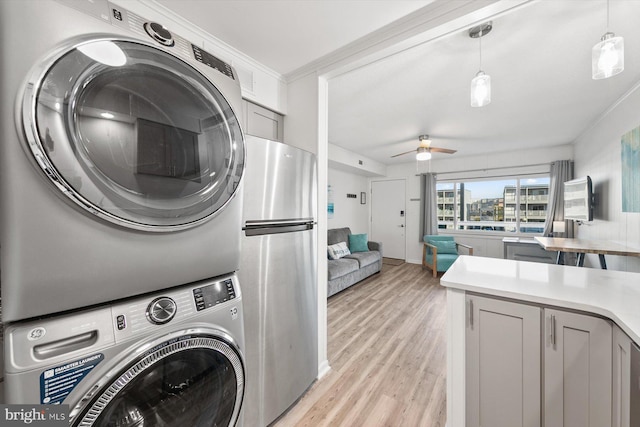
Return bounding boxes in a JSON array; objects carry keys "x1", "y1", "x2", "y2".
[
  {"x1": 72, "y1": 335, "x2": 244, "y2": 427},
  {"x1": 24, "y1": 38, "x2": 245, "y2": 230}
]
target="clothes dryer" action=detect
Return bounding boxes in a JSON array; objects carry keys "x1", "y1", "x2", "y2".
[
  {"x1": 4, "y1": 274, "x2": 245, "y2": 426},
  {"x1": 0, "y1": 0, "x2": 245, "y2": 321}
]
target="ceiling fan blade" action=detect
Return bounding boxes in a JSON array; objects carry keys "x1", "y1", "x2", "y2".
[
  {"x1": 390, "y1": 149, "x2": 415, "y2": 158},
  {"x1": 430, "y1": 147, "x2": 457, "y2": 154}
]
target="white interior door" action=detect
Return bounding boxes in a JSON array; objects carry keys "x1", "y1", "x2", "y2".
[{"x1": 371, "y1": 179, "x2": 406, "y2": 259}]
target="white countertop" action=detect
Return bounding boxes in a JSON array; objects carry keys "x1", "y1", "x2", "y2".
[{"x1": 441, "y1": 255, "x2": 640, "y2": 344}]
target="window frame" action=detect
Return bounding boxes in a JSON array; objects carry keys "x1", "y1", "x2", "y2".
[{"x1": 436, "y1": 173, "x2": 550, "y2": 236}]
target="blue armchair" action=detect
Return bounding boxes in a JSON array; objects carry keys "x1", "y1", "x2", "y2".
[{"x1": 422, "y1": 235, "x2": 473, "y2": 277}]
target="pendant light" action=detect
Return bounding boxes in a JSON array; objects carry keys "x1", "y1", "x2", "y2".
[
  {"x1": 469, "y1": 22, "x2": 492, "y2": 107},
  {"x1": 592, "y1": 0, "x2": 624, "y2": 79}
]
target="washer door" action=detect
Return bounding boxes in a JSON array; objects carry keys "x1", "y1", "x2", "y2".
[
  {"x1": 23, "y1": 38, "x2": 244, "y2": 231},
  {"x1": 71, "y1": 333, "x2": 244, "y2": 427}
]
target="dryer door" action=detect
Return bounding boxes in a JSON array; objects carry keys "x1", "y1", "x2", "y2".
[
  {"x1": 71, "y1": 333, "x2": 244, "y2": 427},
  {"x1": 22, "y1": 37, "x2": 244, "y2": 231}
]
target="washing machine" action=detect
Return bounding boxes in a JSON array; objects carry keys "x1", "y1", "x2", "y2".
[
  {"x1": 0, "y1": 0, "x2": 245, "y2": 322},
  {"x1": 4, "y1": 274, "x2": 245, "y2": 425}
]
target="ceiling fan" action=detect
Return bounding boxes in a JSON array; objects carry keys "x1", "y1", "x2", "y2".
[{"x1": 391, "y1": 135, "x2": 457, "y2": 161}]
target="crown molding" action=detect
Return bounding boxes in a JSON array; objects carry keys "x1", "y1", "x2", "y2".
[{"x1": 285, "y1": 0, "x2": 532, "y2": 83}]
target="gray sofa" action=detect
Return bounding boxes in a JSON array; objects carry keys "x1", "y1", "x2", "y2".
[{"x1": 327, "y1": 227, "x2": 382, "y2": 297}]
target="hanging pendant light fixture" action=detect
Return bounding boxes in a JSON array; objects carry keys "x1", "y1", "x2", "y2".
[
  {"x1": 592, "y1": 0, "x2": 624, "y2": 79},
  {"x1": 469, "y1": 22, "x2": 492, "y2": 107}
]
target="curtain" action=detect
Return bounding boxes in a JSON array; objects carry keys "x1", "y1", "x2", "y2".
[
  {"x1": 543, "y1": 160, "x2": 574, "y2": 237},
  {"x1": 419, "y1": 173, "x2": 438, "y2": 240}
]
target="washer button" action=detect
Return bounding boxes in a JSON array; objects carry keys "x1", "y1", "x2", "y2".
[
  {"x1": 116, "y1": 314, "x2": 127, "y2": 330},
  {"x1": 144, "y1": 22, "x2": 175, "y2": 47},
  {"x1": 146, "y1": 297, "x2": 177, "y2": 324}
]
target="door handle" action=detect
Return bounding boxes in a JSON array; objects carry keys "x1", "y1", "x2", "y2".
[{"x1": 34, "y1": 331, "x2": 98, "y2": 359}]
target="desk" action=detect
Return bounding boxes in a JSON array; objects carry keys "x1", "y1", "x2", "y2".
[{"x1": 534, "y1": 236, "x2": 640, "y2": 269}]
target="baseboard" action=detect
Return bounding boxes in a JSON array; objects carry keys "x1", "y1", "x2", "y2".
[{"x1": 317, "y1": 359, "x2": 331, "y2": 379}]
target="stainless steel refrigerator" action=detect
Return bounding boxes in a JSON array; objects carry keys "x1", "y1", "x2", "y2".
[{"x1": 239, "y1": 135, "x2": 318, "y2": 427}]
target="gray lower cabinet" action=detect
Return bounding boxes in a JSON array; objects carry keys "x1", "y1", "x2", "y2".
[
  {"x1": 612, "y1": 325, "x2": 631, "y2": 427},
  {"x1": 544, "y1": 308, "x2": 612, "y2": 427},
  {"x1": 630, "y1": 338, "x2": 640, "y2": 426},
  {"x1": 466, "y1": 295, "x2": 614, "y2": 427},
  {"x1": 466, "y1": 295, "x2": 541, "y2": 427}
]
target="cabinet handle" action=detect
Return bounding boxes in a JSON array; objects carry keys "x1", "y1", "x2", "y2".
[
  {"x1": 469, "y1": 299, "x2": 474, "y2": 327},
  {"x1": 550, "y1": 314, "x2": 556, "y2": 346}
]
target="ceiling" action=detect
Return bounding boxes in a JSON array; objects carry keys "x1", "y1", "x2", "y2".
[
  {"x1": 155, "y1": 0, "x2": 640, "y2": 166},
  {"x1": 154, "y1": 0, "x2": 432, "y2": 75}
]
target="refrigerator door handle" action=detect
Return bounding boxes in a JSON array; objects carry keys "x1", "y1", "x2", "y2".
[
  {"x1": 244, "y1": 221, "x2": 315, "y2": 236},
  {"x1": 244, "y1": 218, "x2": 315, "y2": 227}
]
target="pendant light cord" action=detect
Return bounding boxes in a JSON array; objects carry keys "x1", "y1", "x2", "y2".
[
  {"x1": 478, "y1": 28, "x2": 483, "y2": 71},
  {"x1": 606, "y1": 0, "x2": 610, "y2": 32}
]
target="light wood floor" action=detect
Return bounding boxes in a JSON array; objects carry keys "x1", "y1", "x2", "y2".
[{"x1": 273, "y1": 262, "x2": 447, "y2": 427}]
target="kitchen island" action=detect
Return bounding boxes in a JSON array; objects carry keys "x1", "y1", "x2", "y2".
[{"x1": 441, "y1": 255, "x2": 640, "y2": 427}]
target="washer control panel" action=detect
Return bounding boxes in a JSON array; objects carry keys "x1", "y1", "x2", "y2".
[
  {"x1": 110, "y1": 275, "x2": 238, "y2": 341},
  {"x1": 193, "y1": 279, "x2": 236, "y2": 311}
]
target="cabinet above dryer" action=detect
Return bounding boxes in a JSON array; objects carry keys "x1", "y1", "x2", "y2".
[{"x1": 242, "y1": 100, "x2": 284, "y2": 142}]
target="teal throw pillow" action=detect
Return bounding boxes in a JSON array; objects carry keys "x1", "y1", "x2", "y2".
[
  {"x1": 430, "y1": 240, "x2": 458, "y2": 254},
  {"x1": 349, "y1": 233, "x2": 369, "y2": 253}
]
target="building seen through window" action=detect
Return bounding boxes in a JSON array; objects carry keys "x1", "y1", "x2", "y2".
[{"x1": 436, "y1": 176, "x2": 550, "y2": 233}]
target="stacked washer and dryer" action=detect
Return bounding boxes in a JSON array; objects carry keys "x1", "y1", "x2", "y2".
[{"x1": 0, "y1": 1, "x2": 247, "y2": 425}]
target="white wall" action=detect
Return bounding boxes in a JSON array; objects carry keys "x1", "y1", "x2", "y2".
[
  {"x1": 327, "y1": 168, "x2": 369, "y2": 234},
  {"x1": 329, "y1": 143, "x2": 387, "y2": 177},
  {"x1": 573, "y1": 82, "x2": 640, "y2": 272},
  {"x1": 381, "y1": 144, "x2": 574, "y2": 264},
  {"x1": 284, "y1": 72, "x2": 331, "y2": 378},
  {"x1": 284, "y1": 75, "x2": 319, "y2": 155}
]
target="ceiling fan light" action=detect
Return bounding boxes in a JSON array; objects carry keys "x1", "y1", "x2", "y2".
[
  {"x1": 592, "y1": 32, "x2": 624, "y2": 79},
  {"x1": 416, "y1": 147, "x2": 431, "y2": 161},
  {"x1": 470, "y1": 71, "x2": 491, "y2": 107}
]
